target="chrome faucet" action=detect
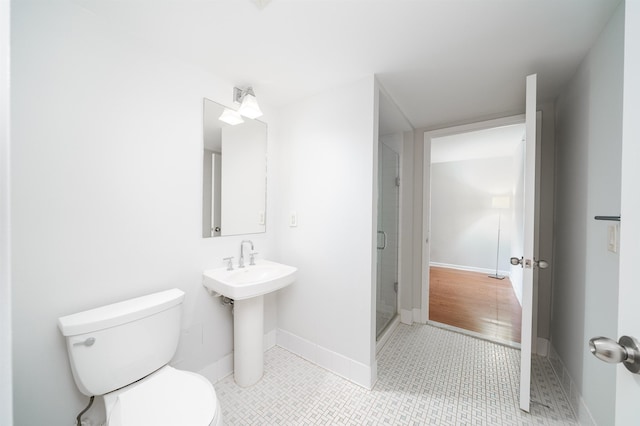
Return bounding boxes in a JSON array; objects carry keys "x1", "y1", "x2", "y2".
[{"x1": 239, "y1": 240, "x2": 254, "y2": 268}]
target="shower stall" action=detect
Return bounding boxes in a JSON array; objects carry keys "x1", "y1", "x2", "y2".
[{"x1": 376, "y1": 141, "x2": 400, "y2": 339}]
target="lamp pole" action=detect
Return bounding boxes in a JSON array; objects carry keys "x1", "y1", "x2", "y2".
[{"x1": 489, "y1": 208, "x2": 506, "y2": 280}]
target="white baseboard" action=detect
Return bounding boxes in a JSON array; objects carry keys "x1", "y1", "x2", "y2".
[
  {"x1": 400, "y1": 308, "x2": 426, "y2": 325},
  {"x1": 536, "y1": 337, "x2": 549, "y2": 356},
  {"x1": 264, "y1": 329, "x2": 277, "y2": 351},
  {"x1": 198, "y1": 328, "x2": 278, "y2": 384},
  {"x1": 430, "y1": 262, "x2": 510, "y2": 277},
  {"x1": 198, "y1": 352, "x2": 234, "y2": 384},
  {"x1": 198, "y1": 328, "x2": 377, "y2": 389},
  {"x1": 548, "y1": 344, "x2": 596, "y2": 426},
  {"x1": 276, "y1": 328, "x2": 375, "y2": 389},
  {"x1": 400, "y1": 309, "x2": 413, "y2": 325}
]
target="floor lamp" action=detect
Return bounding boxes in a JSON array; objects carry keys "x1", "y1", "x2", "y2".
[{"x1": 489, "y1": 196, "x2": 510, "y2": 280}]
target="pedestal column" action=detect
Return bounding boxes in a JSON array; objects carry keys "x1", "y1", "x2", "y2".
[{"x1": 232, "y1": 295, "x2": 264, "y2": 387}]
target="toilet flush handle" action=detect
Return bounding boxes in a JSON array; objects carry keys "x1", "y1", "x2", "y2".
[{"x1": 73, "y1": 337, "x2": 96, "y2": 347}]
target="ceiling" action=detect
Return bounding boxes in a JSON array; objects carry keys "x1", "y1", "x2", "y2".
[{"x1": 78, "y1": 0, "x2": 621, "y2": 130}]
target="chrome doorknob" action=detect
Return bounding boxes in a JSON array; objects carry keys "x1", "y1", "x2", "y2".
[
  {"x1": 590, "y1": 337, "x2": 627, "y2": 363},
  {"x1": 589, "y1": 335, "x2": 640, "y2": 374},
  {"x1": 510, "y1": 257, "x2": 523, "y2": 266},
  {"x1": 535, "y1": 259, "x2": 549, "y2": 269}
]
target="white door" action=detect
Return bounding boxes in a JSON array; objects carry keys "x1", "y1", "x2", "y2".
[
  {"x1": 614, "y1": 2, "x2": 640, "y2": 423},
  {"x1": 517, "y1": 73, "x2": 538, "y2": 412}
]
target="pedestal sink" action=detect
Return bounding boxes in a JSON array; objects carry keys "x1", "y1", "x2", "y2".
[{"x1": 202, "y1": 259, "x2": 297, "y2": 387}]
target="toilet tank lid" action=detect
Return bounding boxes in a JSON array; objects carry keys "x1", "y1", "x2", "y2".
[{"x1": 58, "y1": 289, "x2": 185, "y2": 336}]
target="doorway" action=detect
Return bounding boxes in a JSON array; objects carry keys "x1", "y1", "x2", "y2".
[{"x1": 425, "y1": 119, "x2": 526, "y2": 345}]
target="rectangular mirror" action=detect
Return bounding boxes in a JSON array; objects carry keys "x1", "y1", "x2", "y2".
[{"x1": 202, "y1": 98, "x2": 267, "y2": 238}]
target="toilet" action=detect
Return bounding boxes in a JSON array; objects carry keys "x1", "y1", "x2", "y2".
[{"x1": 58, "y1": 288, "x2": 223, "y2": 426}]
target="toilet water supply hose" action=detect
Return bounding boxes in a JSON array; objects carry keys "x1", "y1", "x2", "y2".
[{"x1": 76, "y1": 396, "x2": 94, "y2": 426}]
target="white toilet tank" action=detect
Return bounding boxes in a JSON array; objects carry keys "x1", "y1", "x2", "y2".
[{"x1": 58, "y1": 289, "x2": 185, "y2": 396}]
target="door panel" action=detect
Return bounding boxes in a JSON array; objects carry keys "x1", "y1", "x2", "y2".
[
  {"x1": 518, "y1": 73, "x2": 537, "y2": 412},
  {"x1": 615, "y1": 2, "x2": 640, "y2": 422}
]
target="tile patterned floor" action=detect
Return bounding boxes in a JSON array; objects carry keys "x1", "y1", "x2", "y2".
[{"x1": 216, "y1": 324, "x2": 577, "y2": 425}]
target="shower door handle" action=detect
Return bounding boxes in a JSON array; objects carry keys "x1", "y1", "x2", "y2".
[{"x1": 377, "y1": 231, "x2": 387, "y2": 250}]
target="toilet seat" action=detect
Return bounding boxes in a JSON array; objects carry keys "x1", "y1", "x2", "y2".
[{"x1": 105, "y1": 366, "x2": 220, "y2": 426}]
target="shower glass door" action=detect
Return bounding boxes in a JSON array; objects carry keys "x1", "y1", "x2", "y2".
[{"x1": 376, "y1": 142, "x2": 399, "y2": 339}]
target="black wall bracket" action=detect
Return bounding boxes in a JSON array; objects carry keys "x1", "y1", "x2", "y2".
[{"x1": 594, "y1": 215, "x2": 621, "y2": 221}]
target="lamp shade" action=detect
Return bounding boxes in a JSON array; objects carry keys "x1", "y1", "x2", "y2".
[
  {"x1": 491, "y1": 196, "x2": 511, "y2": 209},
  {"x1": 238, "y1": 93, "x2": 263, "y2": 119},
  {"x1": 219, "y1": 108, "x2": 244, "y2": 125}
]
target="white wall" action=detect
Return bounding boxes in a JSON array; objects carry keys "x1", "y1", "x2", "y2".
[
  {"x1": 551, "y1": 3, "x2": 624, "y2": 424},
  {"x1": 273, "y1": 76, "x2": 377, "y2": 387},
  {"x1": 1, "y1": 0, "x2": 13, "y2": 424},
  {"x1": 430, "y1": 156, "x2": 514, "y2": 274},
  {"x1": 11, "y1": 2, "x2": 277, "y2": 424},
  {"x1": 399, "y1": 131, "x2": 415, "y2": 317},
  {"x1": 413, "y1": 130, "x2": 426, "y2": 315}
]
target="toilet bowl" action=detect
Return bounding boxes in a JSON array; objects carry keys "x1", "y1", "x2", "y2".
[
  {"x1": 58, "y1": 288, "x2": 223, "y2": 426},
  {"x1": 104, "y1": 366, "x2": 222, "y2": 426}
]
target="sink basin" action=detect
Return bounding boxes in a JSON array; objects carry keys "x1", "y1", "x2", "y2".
[{"x1": 202, "y1": 259, "x2": 297, "y2": 300}]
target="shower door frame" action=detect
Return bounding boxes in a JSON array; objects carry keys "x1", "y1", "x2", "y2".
[{"x1": 376, "y1": 140, "x2": 401, "y2": 340}]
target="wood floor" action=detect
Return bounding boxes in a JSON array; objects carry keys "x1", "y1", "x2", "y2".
[{"x1": 429, "y1": 266, "x2": 522, "y2": 343}]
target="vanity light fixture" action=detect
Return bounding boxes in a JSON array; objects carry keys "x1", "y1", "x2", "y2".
[
  {"x1": 234, "y1": 87, "x2": 263, "y2": 119},
  {"x1": 219, "y1": 108, "x2": 244, "y2": 125}
]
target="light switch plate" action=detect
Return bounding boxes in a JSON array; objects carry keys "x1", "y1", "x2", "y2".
[{"x1": 289, "y1": 211, "x2": 297, "y2": 227}]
